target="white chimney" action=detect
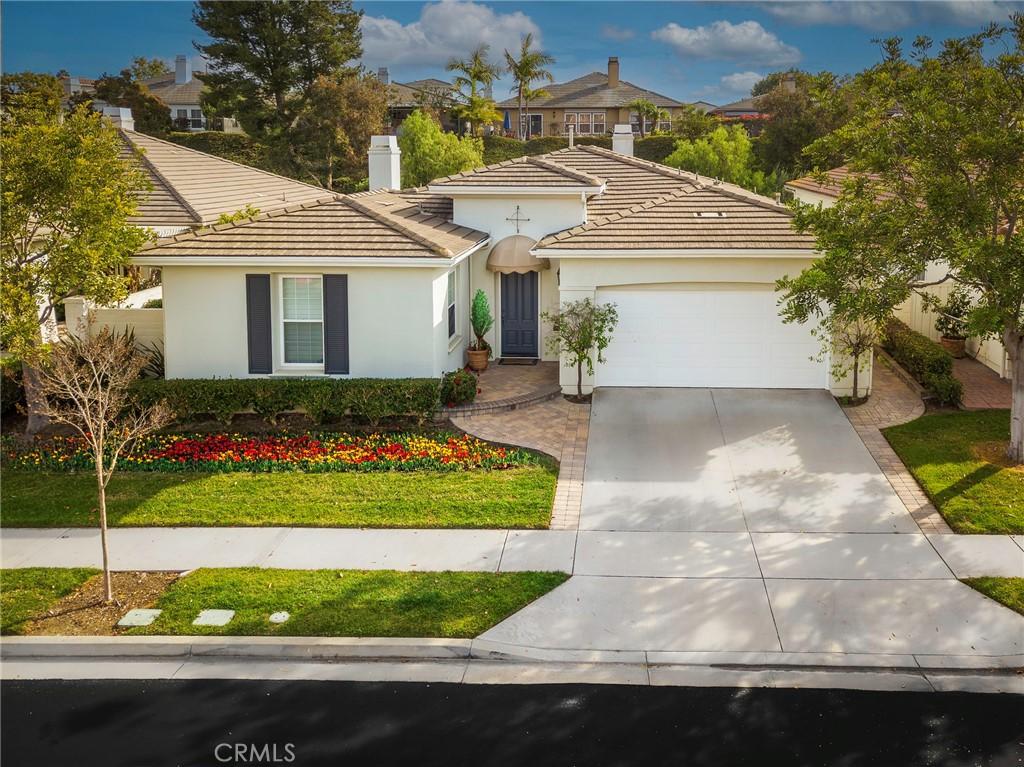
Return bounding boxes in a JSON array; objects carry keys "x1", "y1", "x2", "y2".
[
  {"x1": 102, "y1": 106, "x2": 135, "y2": 132},
  {"x1": 175, "y1": 54, "x2": 192, "y2": 85},
  {"x1": 368, "y1": 135, "x2": 402, "y2": 191},
  {"x1": 377, "y1": 67, "x2": 390, "y2": 85},
  {"x1": 612, "y1": 124, "x2": 633, "y2": 156}
]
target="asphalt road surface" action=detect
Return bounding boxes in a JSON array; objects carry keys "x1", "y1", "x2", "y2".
[{"x1": 3, "y1": 680, "x2": 1023, "y2": 767}]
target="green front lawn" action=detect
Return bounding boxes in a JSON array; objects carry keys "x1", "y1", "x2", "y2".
[
  {"x1": 0, "y1": 467, "x2": 557, "y2": 529},
  {"x1": 131, "y1": 568, "x2": 568, "y2": 637},
  {"x1": 0, "y1": 567, "x2": 98, "y2": 634},
  {"x1": 964, "y1": 577, "x2": 1024, "y2": 617},
  {"x1": 883, "y1": 410, "x2": 1023, "y2": 534}
]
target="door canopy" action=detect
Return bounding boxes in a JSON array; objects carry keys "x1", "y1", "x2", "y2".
[{"x1": 486, "y1": 235, "x2": 549, "y2": 274}]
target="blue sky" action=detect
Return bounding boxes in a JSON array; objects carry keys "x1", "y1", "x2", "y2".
[{"x1": 3, "y1": 1, "x2": 1022, "y2": 105}]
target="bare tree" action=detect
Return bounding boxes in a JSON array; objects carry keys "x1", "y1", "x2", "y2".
[{"x1": 29, "y1": 327, "x2": 173, "y2": 602}]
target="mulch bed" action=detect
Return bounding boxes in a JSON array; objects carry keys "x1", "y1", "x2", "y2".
[{"x1": 21, "y1": 571, "x2": 178, "y2": 636}]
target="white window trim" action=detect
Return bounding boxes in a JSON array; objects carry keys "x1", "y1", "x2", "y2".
[
  {"x1": 277, "y1": 273, "x2": 325, "y2": 370},
  {"x1": 520, "y1": 112, "x2": 543, "y2": 135},
  {"x1": 446, "y1": 269, "x2": 457, "y2": 340},
  {"x1": 564, "y1": 112, "x2": 606, "y2": 135}
]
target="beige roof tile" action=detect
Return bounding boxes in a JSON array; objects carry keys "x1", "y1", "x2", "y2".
[
  {"x1": 430, "y1": 155, "x2": 604, "y2": 187},
  {"x1": 496, "y1": 72, "x2": 683, "y2": 109}
]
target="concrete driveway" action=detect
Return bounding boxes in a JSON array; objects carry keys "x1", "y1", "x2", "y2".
[{"x1": 580, "y1": 388, "x2": 917, "y2": 533}]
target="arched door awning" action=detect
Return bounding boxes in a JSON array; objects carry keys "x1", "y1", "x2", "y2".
[{"x1": 486, "y1": 235, "x2": 549, "y2": 274}]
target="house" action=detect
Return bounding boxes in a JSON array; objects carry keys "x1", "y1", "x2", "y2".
[
  {"x1": 496, "y1": 57, "x2": 691, "y2": 138},
  {"x1": 378, "y1": 68, "x2": 459, "y2": 133},
  {"x1": 126, "y1": 121, "x2": 863, "y2": 397},
  {"x1": 786, "y1": 168, "x2": 1010, "y2": 379},
  {"x1": 689, "y1": 101, "x2": 718, "y2": 114},
  {"x1": 140, "y1": 55, "x2": 242, "y2": 133}
]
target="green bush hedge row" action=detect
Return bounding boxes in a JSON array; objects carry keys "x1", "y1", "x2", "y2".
[
  {"x1": 882, "y1": 319, "x2": 963, "y2": 405},
  {"x1": 131, "y1": 377, "x2": 441, "y2": 426}
]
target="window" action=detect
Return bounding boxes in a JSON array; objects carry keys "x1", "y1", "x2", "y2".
[
  {"x1": 658, "y1": 118, "x2": 672, "y2": 133},
  {"x1": 630, "y1": 112, "x2": 655, "y2": 135},
  {"x1": 563, "y1": 113, "x2": 576, "y2": 135},
  {"x1": 578, "y1": 113, "x2": 592, "y2": 134},
  {"x1": 446, "y1": 270, "x2": 457, "y2": 339},
  {"x1": 564, "y1": 112, "x2": 606, "y2": 135},
  {"x1": 281, "y1": 276, "x2": 323, "y2": 365},
  {"x1": 519, "y1": 113, "x2": 543, "y2": 137},
  {"x1": 592, "y1": 112, "x2": 606, "y2": 134},
  {"x1": 190, "y1": 108, "x2": 204, "y2": 130}
]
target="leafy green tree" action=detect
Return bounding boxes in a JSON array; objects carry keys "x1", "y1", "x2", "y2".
[
  {"x1": 130, "y1": 56, "x2": 171, "y2": 81},
  {"x1": 1, "y1": 107, "x2": 151, "y2": 432},
  {"x1": 542, "y1": 298, "x2": 619, "y2": 400},
  {"x1": 626, "y1": 98, "x2": 663, "y2": 138},
  {"x1": 194, "y1": 0, "x2": 362, "y2": 167},
  {"x1": 447, "y1": 44, "x2": 503, "y2": 134},
  {"x1": 779, "y1": 19, "x2": 1024, "y2": 462},
  {"x1": 672, "y1": 104, "x2": 718, "y2": 141},
  {"x1": 751, "y1": 69, "x2": 812, "y2": 97},
  {"x1": 664, "y1": 124, "x2": 780, "y2": 195},
  {"x1": 397, "y1": 110, "x2": 483, "y2": 187},
  {"x1": 504, "y1": 34, "x2": 554, "y2": 140},
  {"x1": 293, "y1": 73, "x2": 388, "y2": 189},
  {"x1": 93, "y1": 70, "x2": 172, "y2": 135},
  {"x1": 0, "y1": 72, "x2": 64, "y2": 125}
]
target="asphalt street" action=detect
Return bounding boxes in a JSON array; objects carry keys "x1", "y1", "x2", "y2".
[{"x1": 3, "y1": 679, "x2": 1023, "y2": 767}]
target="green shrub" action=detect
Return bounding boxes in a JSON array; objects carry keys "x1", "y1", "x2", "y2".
[
  {"x1": 635, "y1": 135, "x2": 679, "y2": 164},
  {"x1": 131, "y1": 377, "x2": 442, "y2": 426},
  {"x1": 883, "y1": 318, "x2": 961, "y2": 405},
  {"x1": 141, "y1": 298, "x2": 162, "y2": 309},
  {"x1": 483, "y1": 135, "x2": 528, "y2": 164},
  {"x1": 441, "y1": 369, "x2": 478, "y2": 408},
  {"x1": 0, "y1": 358, "x2": 24, "y2": 417}
]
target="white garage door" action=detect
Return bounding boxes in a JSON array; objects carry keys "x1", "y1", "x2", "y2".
[{"x1": 596, "y1": 288, "x2": 827, "y2": 389}]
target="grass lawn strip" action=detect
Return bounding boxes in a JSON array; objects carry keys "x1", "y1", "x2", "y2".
[
  {"x1": 0, "y1": 567, "x2": 97, "y2": 634},
  {"x1": 963, "y1": 577, "x2": 1024, "y2": 617},
  {"x1": 0, "y1": 467, "x2": 556, "y2": 528},
  {"x1": 882, "y1": 410, "x2": 1023, "y2": 534}
]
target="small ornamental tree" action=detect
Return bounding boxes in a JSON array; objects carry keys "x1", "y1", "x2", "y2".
[
  {"x1": 542, "y1": 299, "x2": 619, "y2": 399},
  {"x1": 30, "y1": 328, "x2": 174, "y2": 603},
  {"x1": 469, "y1": 289, "x2": 494, "y2": 353},
  {"x1": 397, "y1": 110, "x2": 483, "y2": 187}
]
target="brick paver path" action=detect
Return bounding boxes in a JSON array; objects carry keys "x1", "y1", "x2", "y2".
[
  {"x1": 843, "y1": 354, "x2": 953, "y2": 534},
  {"x1": 953, "y1": 357, "x2": 1013, "y2": 410}
]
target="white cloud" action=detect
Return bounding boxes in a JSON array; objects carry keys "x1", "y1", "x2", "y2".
[
  {"x1": 360, "y1": 1, "x2": 540, "y2": 70},
  {"x1": 719, "y1": 71, "x2": 764, "y2": 94},
  {"x1": 651, "y1": 20, "x2": 801, "y2": 65},
  {"x1": 760, "y1": 1, "x2": 1022, "y2": 30},
  {"x1": 601, "y1": 24, "x2": 636, "y2": 41}
]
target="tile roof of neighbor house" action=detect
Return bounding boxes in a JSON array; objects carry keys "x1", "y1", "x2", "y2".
[
  {"x1": 123, "y1": 130, "x2": 330, "y2": 228},
  {"x1": 711, "y1": 95, "x2": 766, "y2": 114},
  {"x1": 785, "y1": 166, "x2": 894, "y2": 202},
  {"x1": 140, "y1": 73, "x2": 205, "y2": 104},
  {"x1": 496, "y1": 71, "x2": 684, "y2": 110}
]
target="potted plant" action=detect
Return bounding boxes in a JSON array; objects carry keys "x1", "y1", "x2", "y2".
[
  {"x1": 935, "y1": 288, "x2": 971, "y2": 358},
  {"x1": 467, "y1": 289, "x2": 494, "y2": 371}
]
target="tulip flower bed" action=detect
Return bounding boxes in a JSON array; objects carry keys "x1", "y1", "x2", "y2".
[{"x1": 3, "y1": 432, "x2": 539, "y2": 474}]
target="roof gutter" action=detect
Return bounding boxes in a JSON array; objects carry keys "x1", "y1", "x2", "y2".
[{"x1": 530, "y1": 247, "x2": 819, "y2": 259}]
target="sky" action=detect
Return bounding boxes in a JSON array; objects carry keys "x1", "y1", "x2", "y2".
[{"x1": 3, "y1": 0, "x2": 1023, "y2": 105}]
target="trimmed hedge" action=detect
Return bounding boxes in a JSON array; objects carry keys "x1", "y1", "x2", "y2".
[
  {"x1": 131, "y1": 377, "x2": 441, "y2": 427},
  {"x1": 634, "y1": 136, "x2": 679, "y2": 164},
  {"x1": 882, "y1": 319, "x2": 963, "y2": 406}
]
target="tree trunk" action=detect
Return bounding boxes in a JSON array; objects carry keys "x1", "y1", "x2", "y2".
[
  {"x1": 21, "y1": 362, "x2": 50, "y2": 435},
  {"x1": 851, "y1": 351, "x2": 860, "y2": 401},
  {"x1": 576, "y1": 362, "x2": 583, "y2": 399},
  {"x1": 1006, "y1": 329, "x2": 1023, "y2": 464},
  {"x1": 97, "y1": 467, "x2": 113, "y2": 603},
  {"x1": 518, "y1": 89, "x2": 525, "y2": 140}
]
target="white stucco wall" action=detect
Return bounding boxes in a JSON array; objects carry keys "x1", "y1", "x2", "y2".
[{"x1": 162, "y1": 265, "x2": 441, "y2": 379}]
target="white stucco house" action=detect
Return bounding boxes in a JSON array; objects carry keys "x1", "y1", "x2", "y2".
[
  {"x1": 786, "y1": 168, "x2": 1011, "y2": 380},
  {"x1": 127, "y1": 125, "x2": 861, "y2": 396}
]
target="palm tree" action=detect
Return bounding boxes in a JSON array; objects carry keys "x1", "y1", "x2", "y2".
[
  {"x1": 626, "y1": 98, "x2": 661, "y2": 138},
  {"x1": 447, "y1": 44, "x2": 503, "y2": 134},
  {"x1": 521, "y1": 85, "x2": 550, "y2": 139},
  {"x1": 504, "y1": 33, "x2": 555, "y2": 140}
]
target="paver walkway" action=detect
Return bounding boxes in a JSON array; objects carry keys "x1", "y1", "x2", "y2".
[{"x1": 954, "y1": 356, "x2": 1013, "y2": 410}]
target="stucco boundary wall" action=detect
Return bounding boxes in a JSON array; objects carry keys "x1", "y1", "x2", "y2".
[{"x1": 63, "y1": 297, "x2": 164, "y2": 350}]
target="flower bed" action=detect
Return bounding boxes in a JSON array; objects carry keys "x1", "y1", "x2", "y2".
[{"x1": 2, "y1": 432, "x2": 538, "y2": 474}]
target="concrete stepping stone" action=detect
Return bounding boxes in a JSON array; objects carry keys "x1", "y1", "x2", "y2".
[
  {"x1": 193, "y1": 609, "x2": 235, "y2": 627},
  {"x1": 117, "y1": 608, "x2": 162, "y2": 627},
  {"x1": 268, "y1": 611, "x2": 290, "y2": 624}
]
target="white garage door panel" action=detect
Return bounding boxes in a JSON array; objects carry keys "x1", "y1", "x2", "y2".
[{"x1": 596, "y1": 289, "x2": 825, "y2": 389}]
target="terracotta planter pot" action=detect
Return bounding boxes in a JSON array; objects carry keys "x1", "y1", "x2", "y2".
[
  {"x1": 940, "y1": 336, "x2": 967, "y2": 359},
  {"x1": 467, "y1": 348, "x2": 490, "y2": 372}
]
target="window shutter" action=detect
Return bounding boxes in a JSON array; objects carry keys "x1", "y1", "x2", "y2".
[
  {"x1": 245, "y1": 274, "x2": 272, "y2": 374},
  {"x1": 323, "y1": 274, "x2": 350, "y2": 375}
]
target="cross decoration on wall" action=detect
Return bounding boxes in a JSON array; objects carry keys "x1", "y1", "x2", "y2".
[{"x1": 506, "y1": 205, "x2": 531, "y2": 233}]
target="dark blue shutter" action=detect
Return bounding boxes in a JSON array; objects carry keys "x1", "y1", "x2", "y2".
[
  {"x1": 245, "y1": 274, "x2": 272, "y2": 374},
  {"x1": 323, "y1": 274, "x2": 349, "y2": 375}
]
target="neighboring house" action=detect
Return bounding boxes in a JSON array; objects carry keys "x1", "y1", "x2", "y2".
[
  {"x1": 497, "y1": 57, "x2": 691, "y2": 138},
  {"x1": 786, "y1": 168, "x2": 1010, "y2": 379},
  {"x1": 710, "y1": 76, "x2": 795, "y2": 136},
  {"x1": 128, "y1": 124, "x2": 864, "y2": 398},
  {"x1": 689, "y1": 100, "x2": 718, "y2": 114},
  {"x1": 378, "y1": 68, "x2": 459, "y2": 133},
  {"x1": 141, "y1": 55, "x2": 242, "y2": 133}
]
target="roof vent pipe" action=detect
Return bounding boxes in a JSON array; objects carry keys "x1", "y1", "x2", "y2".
[
  {"x1": 611, "y1": 124, "x2": 633, "y2": 156},
  {"x1": 368, "y1": 135, "x2": 402, "y2": 191}
]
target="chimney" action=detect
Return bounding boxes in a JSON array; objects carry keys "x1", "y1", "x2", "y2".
[
  {"x1": 608, "y1": 57, "x2": 620, "y2": 89},
  {"x1": 782, "y1": 73, "x2": 796, "y2": 94},
  {"x1": 175, "y1": 54, "x2": 192, "y2": 85},
  {"x1": 612, "y1": 123, "x2": 633, "y2": 156},
  {"x1": 377, "y1": 66, "x2": 390, "y2": 85},
  {"x1": 102, "y1": 106, "x2": 135, "y2": 132},
  {"x1": 368, "y1": 135, "x2": 402, "y2": 191}
]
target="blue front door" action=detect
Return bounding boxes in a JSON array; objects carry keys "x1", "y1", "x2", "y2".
[{"x1": 500, "y1": 271, "x2": 539, "y2": 357}]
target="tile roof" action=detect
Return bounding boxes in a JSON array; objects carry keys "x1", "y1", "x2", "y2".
[
  {"x1": 140, "y1": 73, "x2": 205, "y2": 105},
  {"x1": 711, "y1": 95, "x2": 766, "y2": 114},
  {"x1": 496, "y1": 72, "x2": 684, "y2": 110},
  {"x1": 429, "y1": 155, "x2": 605, "y2": 188},
  {"x1": 137, "y1": 192, "x2": 487, "y2": 260},
  {"x1": 124, "y1": 130, "x2": 330, "y2": 227}
]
